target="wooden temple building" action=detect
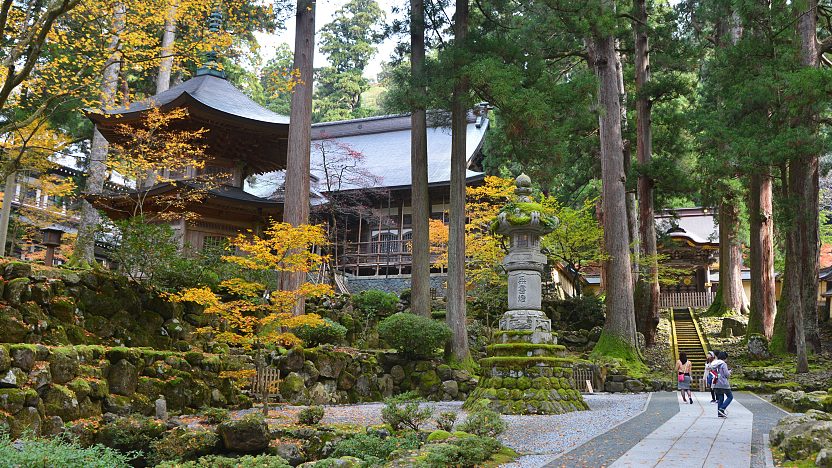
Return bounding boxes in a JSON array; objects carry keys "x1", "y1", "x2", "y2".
[
  {"x1": 246, "y1": 109, "x2": 491, "y2": 294},
  {"x1": 86, "y1": 60, "x2": 288, "y2": 251}
]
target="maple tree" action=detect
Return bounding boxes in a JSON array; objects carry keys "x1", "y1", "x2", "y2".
[{"x1": 168, "y1": 220, "x2": 333, "y2": 409}]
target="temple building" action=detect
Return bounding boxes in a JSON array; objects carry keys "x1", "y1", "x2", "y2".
[
  {"x1": 247, "y1": 109, "x2": 491, "y2": 294},
  {"x1": 85, "y1": 64, "x2": 289, "y2": 251}
]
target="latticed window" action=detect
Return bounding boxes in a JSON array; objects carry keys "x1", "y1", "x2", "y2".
[
  {"x1": 373, "y1": 232, "x2": 398, "y2": 253},
  {"x1": 202, "y1": 235, "x2": 228, "y2": 253},
  {"x1": 402, "y1": 231, "x2": 413, "y2": 253}
]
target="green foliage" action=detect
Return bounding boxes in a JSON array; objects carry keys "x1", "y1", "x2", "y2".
[
  {"x1": 331, "y1": 432, "x2": 420, "y2": 464},
  {"x1": 314, "y1": 0, "x2": 385, "y2": 122},
  {"x1": 0, "y1": 434, "x2": 132, "y2": 468},
  {"x1": 377, "y1": 313, "x2": 451, "y2": 358},
  {"x1": 199, "y1": 407, "x2": 230, "y2": 425},
  {"x1": 546, "y1": 294, "x2": 605, "y2": 330},
  {"x1": 150, "y1": 427, "x2": 219, "y2": 465},
  {"x1": 95, "y1": 414, "x2": 167, "y2": 454},
  {"x1": 353, "y1": 289, "x2": 399, "y2": 318},
  {"x1": 154, "y1": 454, "x2": 292, "y2": 468},
  {"x1": 260, "y1": 44, "x2": 294, "y2": 116},
  {"x1": 297, "y1": 405, "x2": 325, "y2": 425},
  {"x1": 381, "y1": 391, "x2": 433, "y2": 431},
  {"x1": 457, "y1": 408, "x2": 506, "y2": 438},
  {"x1": 291, "y1": 318, "x2": 347, "y2": 347},
  {"x1": 435, "y1": 411, "x2": 458, "y2": 432},
  {"x1": 108, "y1": 218, "x2": 180, "y2": 288},
  {"x1": 420, "y1": 436, "x2": 502, "y2": 468}
]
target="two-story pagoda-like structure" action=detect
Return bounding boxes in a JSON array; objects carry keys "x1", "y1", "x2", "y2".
[{"x1": 86, "y1": 40, "x2": 288, "y2": 251}]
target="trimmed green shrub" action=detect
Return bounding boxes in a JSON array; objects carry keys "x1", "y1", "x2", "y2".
[
  {"x1": 0, "y1": 435, "x2": 132, "y2": 468},
  {"x1": 297, "y1": 405, "x2": 325, "y2": 425},
  {"x1": 292, "y1": 318, "x2": 347, "y2": 346},
  {"x1": 155, "y1": 454, "x2": 292, "y2": 468},
  {"x1": 458, "y1": 408, "x2": 506, "y2": 438},
  {"x1": 420, "y1": 436, "x2": 502, "y2": 467},
  {"x1": 377, "y1": 313, "x2": 451, "y2": 358},
  {"x1": 353, "y1": 289, "x2": 399, "y2": 317},
  {"x1": 427, "y1": 430, "x2": 452, "y2": 442},
  {"x1": 381, "y1": 391, "x2": 433, "y2": 431},
  {"x1": 199, "y1": 407, "x2": 230, "y2": 424},
  {"x1": 331, "y1": 432, "x2": 420, "y2": 465},
  {"x1": 150, "y1": 427, "x2": 219, "y2": 464}
]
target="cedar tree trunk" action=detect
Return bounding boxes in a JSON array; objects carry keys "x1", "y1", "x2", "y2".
[
  {"x1": 410, "y1": 0, "x2": 431, "y2": 317},
  {"x1": 718, "y1": 198, "x2": 749, "y2": 315},
  {"x1": 589, "y1": 15, "x2": 639, "y2": 354},
  {"x1": 748, "y1": 172, "x2": 776, "y2": 339},
  {"x1": 283, "y1": 0, "x2": 316, "y2": 315},
  {"x1": 446, "y1": 0, "x2": 470, "y2": 362},
  {"x1": 633, "y1": 0, "x2": 660, "y2": 346}
]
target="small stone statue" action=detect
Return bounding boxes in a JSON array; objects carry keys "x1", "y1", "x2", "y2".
[{"x1": 155, "y1": 395, "x2": 168, "y2": 421}]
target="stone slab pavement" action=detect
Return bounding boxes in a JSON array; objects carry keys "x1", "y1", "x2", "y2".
[
  {"x1": 610, "y1": 392, "x2": 752, "y2": 468},
  {"x1": 541, "y1": 391, "x2": 787, "y2": 468}
]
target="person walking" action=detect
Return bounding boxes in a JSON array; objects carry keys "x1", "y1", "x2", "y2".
[
  {"x1": 712, "y1": 351, "x2": 733, "y2": 418},
  {"x1": 676, "y1": 352, "x2": 693, "y2": 404},
  {"x1": 704, "y1": 351, "x2": 717, "y2": 403}
]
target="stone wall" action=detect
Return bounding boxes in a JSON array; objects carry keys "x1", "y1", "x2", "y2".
[
  {"x1": 344, "y1": 274, "x2": 447, "y2": 296},
  {"x1": 270, "y1": 346, "x2": 476, "y2": 405},
  {"x1": 0, "y1": 344, "x2": 246, "y2": 437},
  {"x1": 0, "y1": 261, "x2": 205, "y2": 349}
]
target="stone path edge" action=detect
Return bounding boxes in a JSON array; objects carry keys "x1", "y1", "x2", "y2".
[
  {"x1": 735, "y1": 391, "x2": 790, "y2": 468},
  {"x1": 542, "y1": 392, "x2": 653, "y2": 465}
]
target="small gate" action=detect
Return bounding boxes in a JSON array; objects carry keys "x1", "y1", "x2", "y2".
[
  {"x1": 571, "y1": 367, "x2": 595, "y2": 392},
  {"x1": 251, "y1": 367, "x2": 282, "y2": 400}
]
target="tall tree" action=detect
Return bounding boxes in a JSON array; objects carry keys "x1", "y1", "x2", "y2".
[
  {"x1": 73, "y1": 2, "x2": 126, "y2": 266},
  {"x1": 588, "y1": 0, "x2": 639, "y2": 358},
  {"x1": 314, "y1": 0, "x2": 384, "y2": 121},
  {"x1": 282, "y1": 0, "x2": 316, "y2": 315},
  {"x1": 156, "y1": 0, "x2": 180, "y2": 95},
  {"x1": 446, "y1": 0, "x2": 470, "y2": 361},
  {"x1": 410, "y1": 0, "x2": 431, "y2": 318},
  {"x1": 633, "y1": 0, "x2": 660, "y2": 346},
  {"x1": 748, "y1": 170, "x2": 776, "y2": 338}
]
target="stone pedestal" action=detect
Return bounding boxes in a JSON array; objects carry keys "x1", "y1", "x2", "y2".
[{"x1": 464, "y1": 174, "x2": 587, "y2": 415}]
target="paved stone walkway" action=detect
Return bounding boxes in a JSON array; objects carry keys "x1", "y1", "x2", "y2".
[
  {"x1": 542, "y1": 391, "x2": 787, "y2": 468},
  {"x1": 611, "y1": 393, "x2": 752, "y2": 468}
]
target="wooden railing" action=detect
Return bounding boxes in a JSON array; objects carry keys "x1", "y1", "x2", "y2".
[
  {"x1": 336, "y1": 239, "x2": 442, "y2": 275},
  {"x1": 659, "y1": 291, "x2": 715, "y2": 309}
]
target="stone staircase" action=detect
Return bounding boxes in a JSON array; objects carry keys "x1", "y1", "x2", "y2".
[{"x1": 671, "y1": 308, "x2": 708, "y2": 375}]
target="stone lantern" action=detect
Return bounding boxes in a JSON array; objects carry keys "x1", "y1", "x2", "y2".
[
  {"x1": 464, "y1": 174, "x2": 587, "y2": 415},
  {"x1": 41, "y1": 226, "x2": 65, "y2": 267}
]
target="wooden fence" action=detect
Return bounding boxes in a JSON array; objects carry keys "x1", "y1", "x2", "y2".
[
  {"x1": 251, "y1": 367, "x2": 281, "y2": 400},
  {"x1": 659, "y1": 292, "x2": 715, "y2": 309},
  {"x1": 570, "y1": 367, "x2": 595, "y2": 393}
]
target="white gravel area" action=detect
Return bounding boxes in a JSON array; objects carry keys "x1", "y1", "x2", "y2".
[
  {"x1": 310, "y1": 393, "x2": 648, "y2": 467},
  {"x1": 499, "y1": 393, "x2": 648, "y2": 468}
]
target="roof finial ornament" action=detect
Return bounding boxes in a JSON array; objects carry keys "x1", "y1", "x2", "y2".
[
  {"x1": 515, "y1": 173, "x2": 532, "y2": 202},
  {"x1": 196, "y1": 2, "x2": 227, "y2": 78}
]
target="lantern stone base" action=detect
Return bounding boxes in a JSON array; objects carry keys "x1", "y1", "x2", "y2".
[{"x1": 464, "y1": 314, "x2": 588, "y2": 415}]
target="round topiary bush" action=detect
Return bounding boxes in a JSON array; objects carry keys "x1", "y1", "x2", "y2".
[
  {"x1": 377, "y1": 313, "x2": 451, "y2": 358},
  {"x1": 353, "y1": 289, "x2": 399, "y2": 318},
  {"x1": 291, "y1": 318, "x2": 347, "y2": 346}
]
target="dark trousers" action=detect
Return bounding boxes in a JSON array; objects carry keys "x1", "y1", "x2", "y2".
[
  {"x1": 715, "y1": 388, "x2": 733, "y2": 412},
  {"x1": 707, "y1": 375, "x2": 716, "y2": 401}
]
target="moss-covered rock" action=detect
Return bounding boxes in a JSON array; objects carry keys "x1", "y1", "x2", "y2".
[
  {"x1": 108, "y1": 358, "x2": 139, "y2": 396},
  {"x1": 0, "y1": 345, "x2": 9, "y2": 373},
  {"x1": 218, "y1": 413, "x2": 270, "y2": 453},
  {"x1": 42, "y1": 384, "x2": 79, "y2": 421},
  {"x1": 4, "y1": 277, "x2": 30, "y2": 305},
  {"x1": 0, "y1": 308, "x2": 30, "y2": 342},
  {"x1": 48, "y1": 347, "x2": 79, "y2": 384}
]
